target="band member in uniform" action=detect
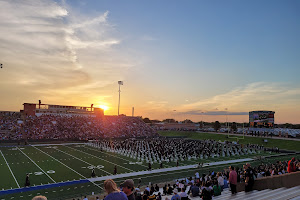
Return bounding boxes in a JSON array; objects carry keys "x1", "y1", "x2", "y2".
[
  {"x1": 25, "y1": 174, "x2": 30, "y2": 187},
  {"x1": 114, "y1": 165, "x2": 117, "y2": 175}
]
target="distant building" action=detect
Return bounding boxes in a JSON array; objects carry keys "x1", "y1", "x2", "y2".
[
  {"x1": 249, "y1": 111, "x2": 275, "y2": 128},
  {"x1": 22, "y1": 102, "x2": 104, "y2": 118}
]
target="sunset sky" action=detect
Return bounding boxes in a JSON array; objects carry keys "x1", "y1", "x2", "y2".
[{"x1": 0, "y1": 0, "x2": 299, "y2": 123}]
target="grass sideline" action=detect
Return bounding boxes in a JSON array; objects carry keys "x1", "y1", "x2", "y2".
[{"x1": 158, "y1": 131, "x2": 300, "y2": 152}]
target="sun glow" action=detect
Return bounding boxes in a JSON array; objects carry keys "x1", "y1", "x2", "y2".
[{"x1": 98, "y1": 105, "x2": 109, "y2": 111}]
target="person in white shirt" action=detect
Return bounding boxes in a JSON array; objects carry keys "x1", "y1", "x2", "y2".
[
  {"x1": 195, "y1": 172, "x2": 200, "y2": 179},
  {"x1": 179, "y1": 188, "x2": 188, "y2": 199},
  {"x1": 145, "y1": 185, "x2": 150, "y2": 192},
  {"x1": 217, "y1": 172, "x2": 224, "y2": 191}
]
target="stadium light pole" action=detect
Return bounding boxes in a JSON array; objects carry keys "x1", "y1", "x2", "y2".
[
  {"x1": 201, "y1": 112, "x2": 204, "y2": 128},
  {"x1": 225, "y1": 108, "x2": 229, "y2": 135},
  {"x1": 118, "y1": 81, "x2": 123, "y2": 116}
]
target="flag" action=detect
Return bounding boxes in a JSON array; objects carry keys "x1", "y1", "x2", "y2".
[{"x1": 118, "y1": 81, "x2": 123, "y2": 85}]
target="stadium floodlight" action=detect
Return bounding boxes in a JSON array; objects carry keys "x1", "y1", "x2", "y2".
[{"x1": 118, "y1": 81, "x2": 123, "y2": 116}]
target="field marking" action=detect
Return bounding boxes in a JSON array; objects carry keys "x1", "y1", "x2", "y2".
[
  {"x1": 0, "y1": 150, "x2": 20, "y2": 188},
  {"x1": 84, "y1": 146, "x2": 149, "y2": 168},
  {"x1": 31, "y1": 145, "x2": 103, "y2": 190},
  {"x1": 53, "y1": 147, "x2": 112, "y2": 175},
  {"x1": 89, "y1": 157, "x2": 254, "y2": 182},
  {"x1": 65, "y1": 145, "x2": 134, "y2": 172},
  {"x1": 17, "y1": 147, "x2": 56, "y2": 183},
  {"x1": 31, "y1": 143, "x2": 85, "y2": 147}
]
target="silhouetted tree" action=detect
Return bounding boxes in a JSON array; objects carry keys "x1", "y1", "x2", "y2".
[{"x1": 214, "y1": 121, "x2": 221, "y2": 132}]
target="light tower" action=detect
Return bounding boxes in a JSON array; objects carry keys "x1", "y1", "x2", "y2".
[{"x1": 118, "y1": 81, "x2": 123, "y2": 116}]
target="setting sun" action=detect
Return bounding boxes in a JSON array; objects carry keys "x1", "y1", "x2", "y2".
[{"x1": 98, "y1": 105, "x2": 109, "y2": 111}]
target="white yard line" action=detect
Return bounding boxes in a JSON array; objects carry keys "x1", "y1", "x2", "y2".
[
  {"x1": 65, "y1": 145, "x2": 134, "y2": 172},
  {"x1": 84, "y1": 146, "x2": 149, "y2": 168},
  {"x1": 31, "y1": 145, "x2": 103, "y2": 190},
  {"x1": 31, "y1": 143, "x2": 85, "y2": 147},
  {"x1": 88, "y1": 157, "x2": 254, "y2": 182},
  {"x1": 0, "y1": 150, "x2": 20, "y2": 188},
  {"x1": 17, "y1": 147, "x2": 56, "y2": 183},
  {"x1": 53, "y1": 147, "x2": 112, "y2": 175}
]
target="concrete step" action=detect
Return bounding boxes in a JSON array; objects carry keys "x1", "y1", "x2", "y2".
[
  {"x1": 239, "y1": 189, "x2": 271, "y2": 200},
  {"x1": 258, "y1": 186, "x2": 300, "y2": 200},
  {"x1": 271, "y1": 186, "x2": 300, "y2": 200},
  {"x1": 290, "y1": 195, "x2": 300, "y2": 200},
  {"x1": 246, "y1": 187, "x2": 285, "y2": 200}
]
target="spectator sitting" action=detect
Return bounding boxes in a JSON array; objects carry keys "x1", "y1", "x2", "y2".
[
  {"x1": 190, "y1": 183, "x2": 200, "y2": 197},
  {"x1": 212, "y1": 180, "x2": 221, "y2": 196},
  {"x1": 200, "y1": 182, "x2": 213, "y2": 200},
  {"x1": 179, "y1": 188, "x2": 189, "y2": 200},
  {"x1": 167, "y1": 184, "x2": 173, "y2": 195},
  {"x1": 103, "y1": 179, "x2": 127, "y2": 200},
  {"x1": 171, "y1": 189, "x2": 180, "y2": 200}
]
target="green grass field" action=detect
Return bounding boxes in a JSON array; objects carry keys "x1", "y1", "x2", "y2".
[
  {"x1": 0, "y1": 131, "x2": 298, "y2": 200},
  {"x1": 159, "y1": 131, "x2": 300, "y2": 152}
]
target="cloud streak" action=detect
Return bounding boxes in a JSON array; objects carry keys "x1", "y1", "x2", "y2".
[
  {"x1": 0, "y1": 0, "x2": 135, "y2": 107},
  {"x1": 176, "y1": 110, "x2": 248, "y2": 116},
  {"x1": 181, "y1": 82, "x2": 300, "y2": 114}
]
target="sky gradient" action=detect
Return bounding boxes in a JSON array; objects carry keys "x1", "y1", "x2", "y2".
[{"x1": 0, "y1": 0, "x2": 299, "y2": 123}]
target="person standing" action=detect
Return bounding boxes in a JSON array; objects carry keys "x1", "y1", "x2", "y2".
[
  {"x1": 25, "y1": 174, "x2": 30, "y2": 187},
  {"x1": 121, "y1": 179, "x2": 135, "y2": 200},
  {"x1": 91, "y1": 168, "x2": 96, "y2": 177},
  {"x1": 114, "y1": 165, "x2": 117, "y2": 175},
  {"x1": 160, "y1": 162, "x2": 163, "y2": 169},
  {"x1": 288, "y1": 157, "x2": 296, "y2": 173},
  {"x1": 244, "y1": 163, "x2": 254, "y2": 192},
  {"x1": 228, "y1": 166, "x2": 237, "y2": 194}
]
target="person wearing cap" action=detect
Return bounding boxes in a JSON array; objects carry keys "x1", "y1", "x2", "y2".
[
  {"x1": 170, "y1": 189, "x2": 180, "y2": 200},
  {"x1": 104, "y1": 179, "x2": 127, "y2": 200},
  {"x1": 121, "y1": 179, "x2": 135, "y2": 200}
]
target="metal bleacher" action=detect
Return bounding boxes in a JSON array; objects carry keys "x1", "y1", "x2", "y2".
[
  {"x1": 159, "y1": 185, "x2": 300, "y2": 200},
  {"x1": 212, "y1": 186, "x2": 300, "y2": 200}
]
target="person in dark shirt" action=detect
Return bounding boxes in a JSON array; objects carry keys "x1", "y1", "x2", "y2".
[
  {"x1": 244, "y1": 163, "x2": 255, "y2": 192},
  {"x1": 25, "y1": 174, "x2": 30, "y2": 187},
  {"x1": 190, "y1": 183, "x2": 200, "y2": 197},
  {"x1": 91, "y1": 168, "x2": 96, "y2": 177},
  {"x1": 121, "y1": 179, "x2": 135, "y2": 200},
  {"x1": 167, "y1": 184, "x2": 173, "y2": 195},
  {"x1": 114, "y1": 165, "x2": 117, "y2": 175}
]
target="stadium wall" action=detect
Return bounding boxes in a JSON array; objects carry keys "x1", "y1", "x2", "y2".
[{"x1": 236, "y1": 171, "x2": 300, "y2": 192}]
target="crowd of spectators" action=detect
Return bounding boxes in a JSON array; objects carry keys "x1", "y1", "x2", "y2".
[
  {"x1": 0, "y1": 114, "x2": 158, "y2": 140},
  {"x1": 131, "y1": 157, "x2": 299, "y2": 200}
]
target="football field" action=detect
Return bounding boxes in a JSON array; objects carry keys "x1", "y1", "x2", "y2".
[{"x1": 0, "y1": 143, "x2": 291, "y2": 200}]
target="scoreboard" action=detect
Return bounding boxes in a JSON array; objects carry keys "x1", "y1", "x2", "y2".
[{"x1": 249, "y1": 111, "x2": 275, "y2": 128}]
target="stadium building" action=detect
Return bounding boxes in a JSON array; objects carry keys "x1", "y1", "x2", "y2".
[{"x1": 22, "y1": 101, "x2": 104, "y2": 118}]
